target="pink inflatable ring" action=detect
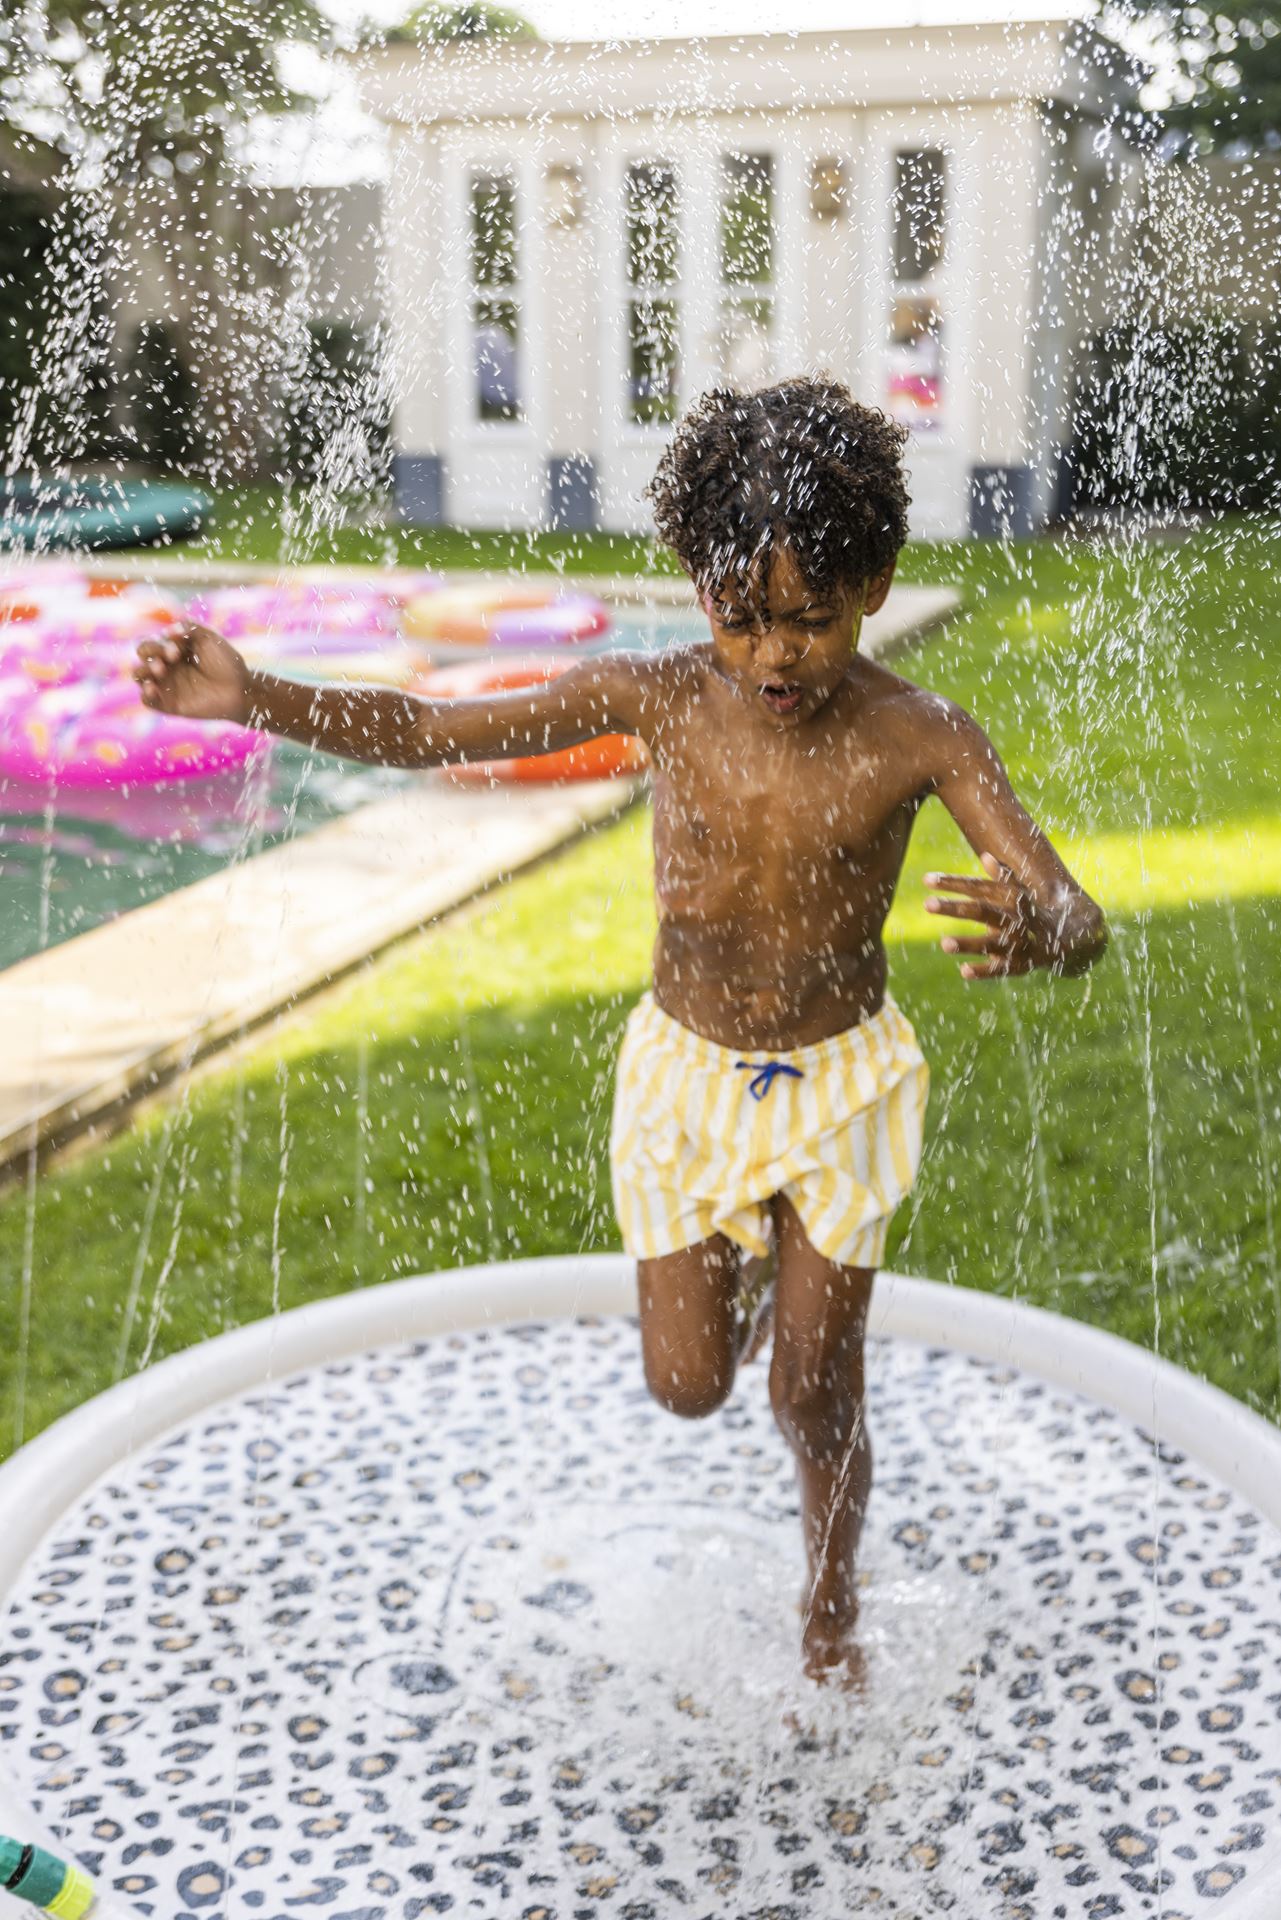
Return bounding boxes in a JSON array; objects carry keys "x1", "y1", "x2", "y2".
[{"x1": 0, "y1": 679, "x2": 261, "y2": 788}]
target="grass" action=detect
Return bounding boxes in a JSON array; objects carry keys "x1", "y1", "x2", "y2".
[
  {"x1": 3, "y1": 521, "x2": 1280, "y2": 1455},
  {"x1": 187, "y1": 484, "x2": 993, "y2": 582},
  {"x1": 189, "y1": 484, "x2": 688, "y2": 576}
]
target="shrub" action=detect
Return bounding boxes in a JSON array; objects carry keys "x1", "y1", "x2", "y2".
[
  {"x1": 271, "y1": 319, "x2": 391, "y2": 488},
  {"x1": 126, "y1": 319, "x2": 205, "y2": 473},
  {"x1": 1065, "y1": 319, "x2": 1281, "y2": 513}
]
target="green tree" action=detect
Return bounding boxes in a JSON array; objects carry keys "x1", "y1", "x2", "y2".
[
  {"x1": 382, "y1": 3, "x2": 538, "y2": 47},
  {"x1": 1112, "y1": 1, "x2": 1281, "y2": 149},
  {"x1": 4, "y1": 0, "x2": 332, "y2": 478}
]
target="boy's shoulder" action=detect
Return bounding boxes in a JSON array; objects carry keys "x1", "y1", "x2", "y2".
[
  {"x1": 844, "y1": 659, "x2": 985, "y2": 771},
  {"x1": 847, "y1": 656, "x2": 965, "y2": 730}
]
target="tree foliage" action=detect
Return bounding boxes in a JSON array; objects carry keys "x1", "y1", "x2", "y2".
[
  {"x1": 1067, "y1": 317, "x2": 1281, "y2": 509},
  {"x1": 1, "y1": 1, "x2": 337, "y2": 479},
  {"x1": 383, "y1": 3, "x2": 538, "y2": 48},
  {"x1": 4, "y1": 0, "x2": 328, "y2": 176},
  {"x1": 1112, "y1": 1, "x2": 1281, "y2": 149},
  {"x1": 0, "y1": 182, "x2": 55, "y2": 452}
]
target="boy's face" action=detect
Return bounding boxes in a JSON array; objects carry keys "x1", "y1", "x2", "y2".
[{"x1": 703, "y1": 543, "x2": 895, "y2": 731}]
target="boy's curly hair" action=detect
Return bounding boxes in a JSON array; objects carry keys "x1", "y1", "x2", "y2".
[{"x1": 644, "y1": 376, "x2": 910, "y2": 613}]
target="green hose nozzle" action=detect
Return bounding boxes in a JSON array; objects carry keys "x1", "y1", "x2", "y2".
[{"x1": 0, "y1": 1837, "x2": 97, "y2": 1917}]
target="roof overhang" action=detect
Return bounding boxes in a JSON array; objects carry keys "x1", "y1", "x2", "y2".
[{"x1": 352, "y1": 18, "x2": 1148, "y2": 132}]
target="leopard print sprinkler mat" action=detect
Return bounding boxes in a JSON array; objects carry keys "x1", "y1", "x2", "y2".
[{"x1": 2, "y1": 1316, "x2": 1279, "y2": 1918}]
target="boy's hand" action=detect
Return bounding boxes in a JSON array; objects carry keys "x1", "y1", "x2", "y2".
[
  {"x1": 134, "y1": 621, "x2": 249, "y2": 725},
  {"x1": 924, "y1": 851, "x2": 1063, "y2": 980}
]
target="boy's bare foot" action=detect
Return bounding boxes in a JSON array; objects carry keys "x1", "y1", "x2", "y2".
[{"x1": 801, "y1": 1606, "x2": 869, "y2": 1694}]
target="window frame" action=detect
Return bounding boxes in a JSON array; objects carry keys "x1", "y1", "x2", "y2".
[
  {"x1": 716, "y1": 146, "x2": 778, "y2": 390},
  {"x1": 456, "y1": 154, "x2": 535, "y2": 445},
  {"x1": 885, "y1": 142, "x2": 951, "y2": 445},
  {"x1": 614, "y1": 150, "x2": 686, "y2": 447}
]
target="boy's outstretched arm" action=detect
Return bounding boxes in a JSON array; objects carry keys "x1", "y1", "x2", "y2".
[
  {"x1": 919, "y1": 699, "x2": 1107, "y2": 980},
  {"x1": 134, "y1": 622, "x2": 654, "y2": 767}
]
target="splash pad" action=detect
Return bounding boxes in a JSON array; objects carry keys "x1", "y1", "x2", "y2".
[{"x1": 1, "y1": 1257, "x2": 1279, "y2": 1919}]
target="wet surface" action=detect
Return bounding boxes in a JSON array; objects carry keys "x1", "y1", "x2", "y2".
[{"x1": 3, "y1": 1313, "x2": 1279, "y2": 1917}]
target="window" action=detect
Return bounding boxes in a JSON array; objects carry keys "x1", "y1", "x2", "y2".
[
  {"x1": 624, "y1": 160, "x2": 680, "y2": 426},
  {"x1": 719, "y1": 151, "x2": 774, "y2": 386},
  {"x1": 469, "y1": 170, "x2": 521, "y2": 423},
  {"x1": 888, "y1": 149, "x2": 946, "y2": 433},
  {"x1": 892, "y1": 149, "x2": 945, "y2": 282},
  {"x1": 721, "y1": 151, "x2": 773, "y2": 283},
  {"x1": 545, "y1": 160, "x2": 584, "y2": 230},
  {"x1": 810, "y1": 155, "x2": 847, "y2": 224}
]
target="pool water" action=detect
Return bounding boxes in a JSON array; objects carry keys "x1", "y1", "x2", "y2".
[
  {"x1": 0, "y1": 747, "x2": 412, "y2": 972},
  {"x1": 0, "y1": 606, "x2": 699, "y2": 972}
]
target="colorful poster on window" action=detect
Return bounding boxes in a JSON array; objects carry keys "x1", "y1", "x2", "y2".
[{"x1": 888, "y1": 295, "x2": 942, "y2": 432}]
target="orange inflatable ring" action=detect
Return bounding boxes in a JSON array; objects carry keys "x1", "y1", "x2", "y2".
[
  {"x1": 415, "y1": 656, "x2": 648, "y2": 784},
  {"x1": 403, "y1": 584, "x2": 573, "y2": 651}
]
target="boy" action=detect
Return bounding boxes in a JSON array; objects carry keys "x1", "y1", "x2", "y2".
[{"x1": 135, "y1": 377, "x2": 1107, "y2": 1691}]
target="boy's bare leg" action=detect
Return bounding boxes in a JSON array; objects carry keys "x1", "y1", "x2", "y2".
[
  {"x1": 768, "y1": 1193, "x2": 875, "y2": 1690},
  {"x1": 637, "y1": 1233, "x2": 744, "y2": 1419}
]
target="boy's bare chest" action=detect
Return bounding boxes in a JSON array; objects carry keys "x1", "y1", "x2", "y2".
[{"x1": 653, "y1": 727, "x2": 922, "y2": 886}]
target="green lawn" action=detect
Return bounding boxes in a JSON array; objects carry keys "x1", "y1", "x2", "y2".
[
  {"x1": 188, "y1": 485, "x2": 990, "y2": 583},
  {"x1": 189, "y1": 485, "x2": 688, "y2": 576},
  {"x1": 4, "y1": 522, "x2": 1280, "y2": 1455}
]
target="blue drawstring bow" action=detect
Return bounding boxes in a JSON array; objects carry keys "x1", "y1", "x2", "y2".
[{"x1": 736, "y1": 1060, "x2": 804, "y2": 1101}]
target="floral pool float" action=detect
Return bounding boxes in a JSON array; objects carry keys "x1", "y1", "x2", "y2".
[
  {"x1": 0, "y1": 572, "x2": 255, "y2": 786},
  {"x1": 188, "y1": 579, "x2": 427, "y2": 687},
  {"x1": 0, "y1": 580, "x2": 181, "y2": 686},
  {"x1": 0, "y1": 678, "x2": 260, "y2": 788},
  {"x1": 403, "y1": 585, "x2": 611, "y2": 655}
]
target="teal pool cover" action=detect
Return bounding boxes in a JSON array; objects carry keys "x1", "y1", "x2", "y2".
[{"x1": 0, "y1": 477, "x2": 211, "y2": 551}]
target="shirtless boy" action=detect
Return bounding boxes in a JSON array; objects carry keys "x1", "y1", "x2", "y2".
[{"x1": 136, "y1": 378, "x2": 1107, "y2": 1689}]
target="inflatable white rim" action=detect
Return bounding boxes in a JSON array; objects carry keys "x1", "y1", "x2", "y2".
[{"x1": 1, "y1": 1255, "x2": 1277, "y2": 1920}]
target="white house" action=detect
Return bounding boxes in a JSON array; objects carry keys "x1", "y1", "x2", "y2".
[{"x1": 357, "y1": 15, "x2": 1152, "y2": 539}]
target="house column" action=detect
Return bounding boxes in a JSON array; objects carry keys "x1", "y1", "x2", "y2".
[
  {"x1": 967, "y1": 102, "x2": 1044, "y2": 536},
  {"x1": 386, "y1": 123, "x2": 448, "y2": 525},
  {"x1": 773, "y1": 137, "x2": 809, "y2": 378}
]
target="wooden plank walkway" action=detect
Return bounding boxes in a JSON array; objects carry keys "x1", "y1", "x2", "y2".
[{"x1": 0, "y1": 776, "x2": 636, "y2": 1177}]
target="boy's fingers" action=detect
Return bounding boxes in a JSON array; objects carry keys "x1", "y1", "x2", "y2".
[
  {"x1": 941, "y1": 933, "x2": 1006, "y2": 955},
  {"x1": 923, "y1": 871, "x2": 991, "y2": 894},
  {"x1": 178, "y1": 618, "x2": 219, "y2": 648},
  {"x1": 136, "y1": 640, "x2": 182, "y2": 679},
  {"x1": 927, "y1": 895, "x2": 1011, "y2": 928},
  {"x1": 923, "y1": 872, "x2": 1018, "y2": 907},
  {"x1": 960, "y1": 955, "x2": 1032, "y2": 980},
  {"x1": 160, "y1": 619, "x2": 211, "y2": 656}
]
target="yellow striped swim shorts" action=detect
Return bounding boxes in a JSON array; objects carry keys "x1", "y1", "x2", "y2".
[{"x1": 610, "y1": 990, "x2": 930, "y2": 1269}]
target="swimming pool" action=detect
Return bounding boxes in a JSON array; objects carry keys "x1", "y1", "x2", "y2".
[{"x1": 0, "y1": 605, "x2": 698, "y2": 972}]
